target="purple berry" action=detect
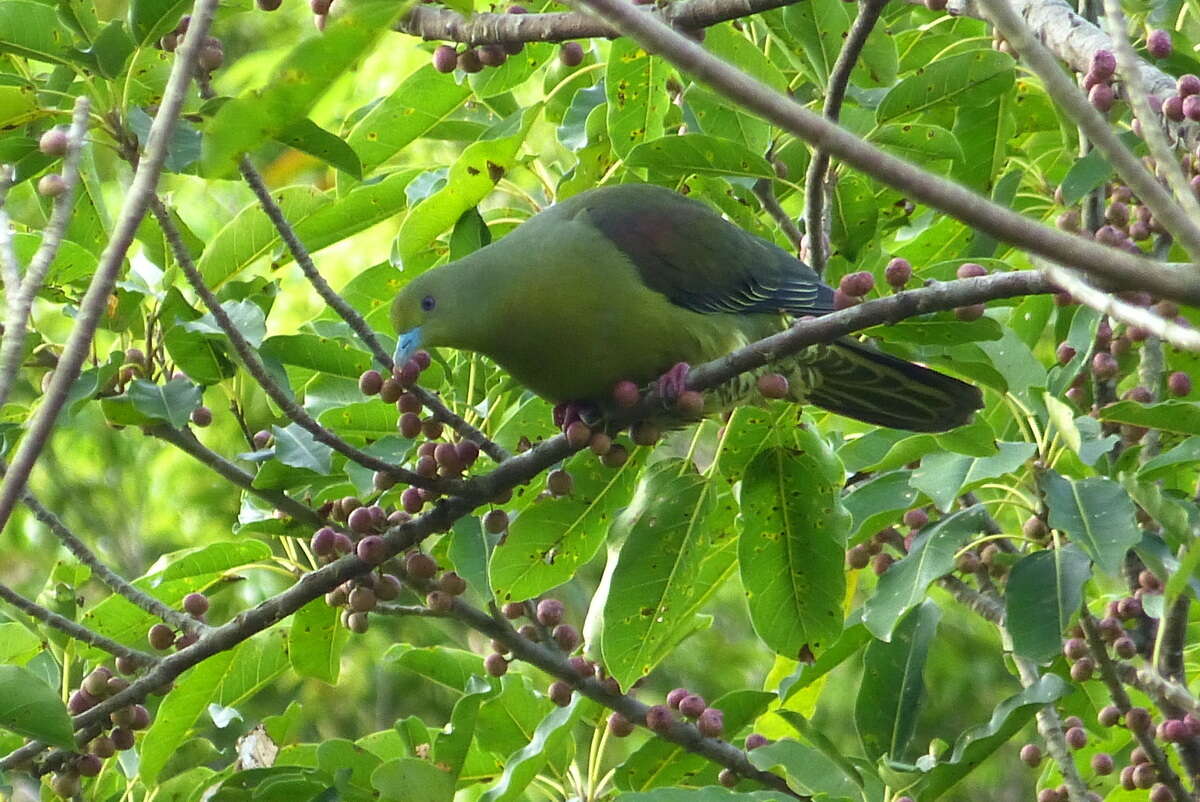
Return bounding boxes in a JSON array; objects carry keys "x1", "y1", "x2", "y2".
[
  {"x1": 536, "y1": 598, "x2": 565, "y2": 626},
  {"x1": 182, "y1": 592, "x2": 209, "y2": 617},
  {"x1": 559, "y1": 41, "x2": 584, "y2": 67},
  {"x1": 1089, "y1": 83, "x2": 1115, "y2": 112},
  {"x1": 612, "y1": 380, "x2": 640, "y2": 408},
  {"x1": 679, "y1": 694, "x2": 707, "y2": 719},
  {"x1": 1168, "y1": 371, "x2": 1192, "y2": 396},
  {"x1": 39, "y1": 127, "x2": 69, "y2": 157},
  {"x1": 838, "y1": 270, "x2": 875, "y2": 298},
  {"x1": 608, "y1": 712, "x2": 635, "y2": 736},
  {"x1": 1091, "y1": 49, "x2": 1116, "y2": 78},
  {"x1": 644, "y1": 704, "x2": 674, "y2": 732},
  {"x1": 356, "y1": 535, "x2": 387, "y2": 565},
  {"x1": 1147, "y1": 29, "x2": 1172, "y2": 59},
  {"x1": 1179, "y1": 74, "x2": 1200, "y2": 96},
  {"x1": 697, "y1": 707, "x2": 724, "y2": 736},
  {"x1": 1092, "y1": 352, "x2": 1119, "y2": 379},
  {"x1": 484, "y1": 652, "x2": 508, "y2": 677},
  {"x1": 956, "y1": 262, "x2": 987, "y2": 279},
  {"x1": 885, "y1": 257, "x2": 912, "y2": 288},
  {"x1": 359, "y1": 369, "x2": 384, "y2": 395},
  {"x1": 1020, "y1": 743, "x2": 1042, "y2": 766},
  {"x1": 549, "y1": 680, "x2": 573, "y2": 706}
]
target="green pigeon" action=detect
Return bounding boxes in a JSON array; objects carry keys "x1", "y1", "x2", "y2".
[{"x1": 391, "y1": 183, "x2": 981, "y2": 432}]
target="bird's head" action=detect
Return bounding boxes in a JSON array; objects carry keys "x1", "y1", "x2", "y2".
[{"x1": 390, "y1": 270, "x2": 448, "y2": 365}]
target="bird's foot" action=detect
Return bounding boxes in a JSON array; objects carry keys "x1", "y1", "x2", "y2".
[
  {"x1": 553, "y1": 401, "x2": 599, "y2": 432},
  {"x1": 656, "y1": 362, "x2": 692, "y2": 405}
]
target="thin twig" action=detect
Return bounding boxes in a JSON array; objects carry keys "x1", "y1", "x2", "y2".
[
  {"x1": 803, "y1": 0, "x2": 888, "y2": 274},
  {"x1": 375, "y1": 603, "x2": 450, "y2": 617},
  {"x1": 17, "y1": 486, "x2": 206, "y2": 636},
  {"x1": 144, "y1": 195, "x2": 445, "y2": 493},
  {"x1": 1080, "y1": 612, "x2": 1192, "y2": 802},
  {"x1": 0, "y1": 0, "x2": 219, "y2": 535},
  {"x1": 752, "y1": 176, "x2": 804, "y2": 254},
  {"x1": 1100, "y1": 0, "x2": 1200, "y2": 236},
  {"x1": 0, "y1": 97, "x2": 91, "y2": 412},
  {"x1": 0, "y1": 582, "x2": 158, "y2": 666},
  {"x1": 1013, "y1": 653, "x2": 1091, "y2": 802},
  {"x1": 1039, "y1": 262, "x2": 1200, "y2": 351},
  {"x1": 975, "y1": 0, "x2": 1200, "y2": 261},
  {"x1": 569, "y1": 0, "x2": 1200, "y2": 304},
  {"x1": 146, "y1": 425, "x2": 322, "y2": 527},
  {"x1": 0, "y1": 165, "x2": 19, "y2": 290}
]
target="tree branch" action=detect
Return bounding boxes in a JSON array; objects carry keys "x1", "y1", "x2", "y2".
[
  {"x1": 146, "y1": 425, "x2": 322, "y2": 527},
  {"x1": 0, "y1": 96, "x2": 91, "y2": 412},
  {"x1": 803, "y1": 0, "x2": 888, "y2": 274},
  {"x1": 0, "y1": 0, "x2": 219, "y2": 536},
  {"x1": 1080, "y1": 611, "x2": 1192, "y2": 802},
  {"x1": 1039, "y1": 262, "x2": 1200, "y2": 351},
  {"x1": 0, "y1": 582, "x2": 159, "y2": 667},
  {"x1": 144, "y1": 195, "x2": 447, "y2": 493},
  {"x1": 16, "y1": 483, "x2": 206, "y2": 636},
  {"x1": 396, "y1": 0, "x2": 793, "y2": 44},
  {"x1": 569, "y1": 0, "x2": 1200, "y2": 305},
  {"x1": 975, "y1": 0, "x2": 1200, "y2": 260}
]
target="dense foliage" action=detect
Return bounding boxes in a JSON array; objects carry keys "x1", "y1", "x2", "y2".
[{"x1": 0, "y1": 0, "x2": 1197, "y2": 800}]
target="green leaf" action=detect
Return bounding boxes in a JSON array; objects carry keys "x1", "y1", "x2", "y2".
[
  {"x1": 126, "y1": 377, "x2": 202, "y2": 428},
  {"x1": 196, "y1": 187, "x2": 326, "y2": 289},
  {"x1": 202, "y1": 1, "x2": 406, "y2": 174},
  {"x1": 469, "y1": 43, "x2": 556, "y2": 97},
  {"x1": 490, "y1": 447, "x2": 642, "y2": 602},
  {"x1": 864, "y1": 313, "x2": 1002, "y2": 347},
  {"x1": 606, "y1": 38, "x2": 670, "y2": 159},
  {"x1": 915, "y1": 674, "x2": 1069, "y2": 801},
  {"x1": 276, "y1": 119, "x2": 362, "y2": 179},
  {"x1": 909, "y1": 442, "x2": 1036, "y2": 513},
  {"x1": 601, "y1": 464, "x2": 736, "y2": 688},
  {"x1": 738, "y1": 430, "x2": 849, "y2": 659},
  {"x1": 870, "y1": 123, "x2": 963, "y2": 163},
  {"x1": 745, "y1": 736, "x2": 861, "y2": 799},
  {"x1": 89, "y1": 19, "x2": 135, "y2": 78},
  {"x1": 1059, "y1": 131, "x2": 1141, "y2": 205},
  {"x1": 1099, "y1": 400, "x2": 1200, "y2": 436},
  {"x1": 371, "y1": 758, "x2": 456, "y2": 801},
  {"x1": 480, "y1": 698, "x2": 582, "y2": 802},
  {"x1": 855, "y1": 601, "x2": 940, "y2": 762},
  {"x1": 1005, "y1": 545, "x2": 1091, "y2": 662},
  {"x1": 0, "y1": 665, "x2": 75, "y2": 749},
  {"x1": 1041, "y1": 470, "x2": 1140, "y2": 576},
  {"x1": 625, "y1": 134, "x2": 775, "y2": 178},
  {"x1": 830, "y1": 172, "x2": 876, "y2": 261},
  {"x1": 615, "y1": 789, "x2": 790, "y2": 801},
  {"x1": 0, "y1": 1, "x2": 79, "y2": 64},
  {"x1": 435, "y1": 676, "x2": 498, "y2": 780},
  {"x1": 395, "y1": 105, "x2": 540, "y2": 263},
  {"x1": 843, "y1": 469, "x2": 918, "y2": 543},
  {"x1": 128, "y1": 0, "x2": 190, "y2": 46},
  {"x1": 289, "y1": 598, "x2": 342, "y2": 683},
  {"x1": 876, "y1": 50, "x2": 1015, "y2": 124},
  {"x1": 260, "y1": 334, "x2": 372, "y2": 379},
  {"x1": 140, "y1": 648, "x2": 237, "y2": 783},
  {"x1": 346, "y1": 65, "x2": 472, "y2": 175},
  {"x1": 863, "y1": 505, "x2": 989, "y2": 639},
  {"x1": 386, "y1": 645, "x2": 485, "y2": 693},
  {"x1": 1140, "y1": 436, "x2": 1200, "y2": 481},
  {"x1": 272, "y1": 423, "x2": 333, "y2": 475},
  {"x1": 782, "y1": 0, "x2": 848, "y2": 84},
  {"x1": 475, "y1": 674, "x2": 552, "y2": 758}
]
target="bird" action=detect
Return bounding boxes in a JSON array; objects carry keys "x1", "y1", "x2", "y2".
[{"x1": 390, "y1": 183, "x2": 982, "y2": 432}]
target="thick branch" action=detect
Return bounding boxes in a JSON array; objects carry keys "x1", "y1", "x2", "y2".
[
  {"x1": 0, "y1": 0, "x2": 218, "y2": 535},
  {"x1": 976, "y1": 0, "x2": 1200, "y2": 260},
  {"x1": 570, "y1": 0, "x2": 1200, "y2": 305},
  {"x1": 396, "y1": 0, "x2": 792, "y2": 44}
]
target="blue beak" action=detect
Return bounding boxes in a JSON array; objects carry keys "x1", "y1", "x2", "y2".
[{"x1": 394, "y1": 327, "x2": 423, "y2": 365}]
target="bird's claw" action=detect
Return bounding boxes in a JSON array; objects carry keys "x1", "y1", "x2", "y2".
[
  {"x1": 656, "y1": 362, "x2": 691, "y2": 405},
  {"x1": 553, "y1": 401, "x2": 599, "y2": 431}
]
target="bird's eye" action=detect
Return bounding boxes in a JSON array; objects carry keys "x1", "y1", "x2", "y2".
[{"x1": 421, "y1": 295, "x2": 436, "y2": 312}]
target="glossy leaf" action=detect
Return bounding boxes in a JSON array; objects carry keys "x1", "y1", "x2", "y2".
[
  {"x1": 606, "y1": 38, "x2": 669, "y2": 158},
  {"x1": 1005, "y1": 545, "x2": 1091, "y2": 662},
  {"x1": 738, "y1": 430, "x2": 849, "y2": 659},
  {"x1": 876, "y1": 50, "x2": 1015, "y2": 124},
  {"x1": 626, "y1": 134, "x2": 775, "y2": 178},
  {"x1": 863, "y1": 505, "x2": 988, "y2": 639},
  {"x1": 127, "y1": 378, "x2": 202, "y2": 429},
  {"x1": 0, "y1": 665, "x2": 74, "y2": 749},
  {"x1": 1041, "y1": 470, "x2": 1140, "y2": 576},
  {"x1": 856, "y1": 601, "x2": 940, "y2": 762},
  {"x1": 601, "y1": 463, "x2": 736, "y2": 688}
]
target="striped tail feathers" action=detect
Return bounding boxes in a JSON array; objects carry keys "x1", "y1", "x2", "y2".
[{"x1": 786, "y1": 339, "x2": 983, "y2": 432}]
